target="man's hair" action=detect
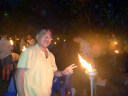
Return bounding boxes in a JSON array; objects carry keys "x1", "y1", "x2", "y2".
[
  {"x1": 0, "y1": 29, "x2": 7, "y2": 36},
  {"x1": 36, "y1": 28, "x2": 52, "y2": 41}
]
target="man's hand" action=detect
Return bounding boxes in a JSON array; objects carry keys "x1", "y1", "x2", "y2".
[{"x1": 62, "y1": 64, "x2": 77, "y2": 75}]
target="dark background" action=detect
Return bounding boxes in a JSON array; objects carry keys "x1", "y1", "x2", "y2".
[{"x1": 0, "y1": 0, "x2": 128, "y2": 37}]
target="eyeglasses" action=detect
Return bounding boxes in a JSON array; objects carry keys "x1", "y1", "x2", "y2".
[{"x1": 43, "y1": 36, "x2": 52, "y2": 40}]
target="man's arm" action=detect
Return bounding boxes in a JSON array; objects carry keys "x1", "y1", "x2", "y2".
[
  {"x1": 14, "y1": 68, "x2": 26, "y2": 96},
  {"x1": 54, "y1": 70, "x2": 63, "y2": 77},
  {"x1": 54, "y1": 64, "x2": 77, "y2": 77}
]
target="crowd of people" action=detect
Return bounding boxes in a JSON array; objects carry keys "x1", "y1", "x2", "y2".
[{"x1": 0, "y1": 28, "x2": 128, "y2": 96}]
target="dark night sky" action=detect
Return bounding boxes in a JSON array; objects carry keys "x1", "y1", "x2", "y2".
[{"x1": 0, "y1": 0, "x2": 128, "y2": 36}]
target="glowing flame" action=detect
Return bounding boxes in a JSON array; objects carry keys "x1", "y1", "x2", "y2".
[
  {"x1": 78, "y1": 54, "x2": 93, "y2": 72},
  {"x1": 115, "y1": 50, "x2": 119, "y2": 54},
  {"x1": 10, "y1": 40, "x2": 13, "y2": 45},
  {"x1": 114, "y1": 41, "x2": 117, "y2": 45},
  {"x1": 22, "y1": 46, "x2": 26, "y2": 51},
  {"x1": 63, "y1": 39, "x2": 66, "y2": 42}
]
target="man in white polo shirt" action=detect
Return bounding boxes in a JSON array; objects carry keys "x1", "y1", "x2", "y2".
[
  {"x1": 0, "y1": 32, "x2": 13, "y2": 81},
  {"x1": 15, "y1": 28, "x2": 77, "y2": 96}
]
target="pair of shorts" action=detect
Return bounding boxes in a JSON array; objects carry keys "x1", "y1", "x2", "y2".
[{"x1": 0, "y1": 55, "x2": 13, "y2": 66}]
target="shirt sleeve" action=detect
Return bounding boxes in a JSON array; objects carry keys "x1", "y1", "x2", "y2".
[{"x1": 17, "y1": 50, "x2": 31, "y2": 69}]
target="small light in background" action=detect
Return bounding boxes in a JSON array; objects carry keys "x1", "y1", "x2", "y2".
[
  {"x1": 57, "y1": 37, "x2": 60, "y2": 40},
  {"x1": 114, "y1": 41, "x2": 117, "y2": 45},
  {"x1": 115, "y1": 50, "x2": 119, "y2": 54},
  {"x1": 4, "y1": 12, "x2": 8, "y2": 16},
  {"x1": 16, "y1": 38, "x2": 19, "y2": 40},
  {"x1": 54, "y1": 42, "x2": 57, "y2": 45},
  {"x1": 63, "y1": 39, "x2": 66, "y2": 42}
]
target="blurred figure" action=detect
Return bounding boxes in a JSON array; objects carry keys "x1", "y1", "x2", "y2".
[
  {"x1": 20, "y1": 38, "x2": 27, "y2": 53},
  {"x1": 108, "y1": 33, "x2": 118, "y2": 65},
  {"x1": 123, "y1": 40, "x2": 128, "y2": 73},
  {"x1": 109, "y1": 33, "x2": 117, "y2": 51},
  {"x1": 124, "y1": 40, "x2": 128, "y2": 52},
  {"x1": 0, "y1": 32, "x2": 13, "y2": 81},
  {"x1": 10, "y1": 52, "x2": 20, "y2": 73},
  {"x1": 13, "y1": 35, "x2": 21, "y2": 54},
  {"x1": 26, "y1": 34, "x2": 36, "y2": 48},
  {"x1": 91, "y1": 33, "x2": 103, "y2": 58}
]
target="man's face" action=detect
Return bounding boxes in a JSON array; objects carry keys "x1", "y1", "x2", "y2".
[
  {"x1": 38, "y1": 31, "x2": 52, "y2": 48},
  {"x1": 28, "y1": 35, "x2": 32, "y2": 40}
]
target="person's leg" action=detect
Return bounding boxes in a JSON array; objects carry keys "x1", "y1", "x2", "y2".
[
  {"x1": 6, "y1": 55, "x2": 13, "y2": 81},
  {"x1": 6, "y1": 64, "x2": 10, "y2": 81},
  {"x1": 2, "y1": 65, "x2": 6, "y2": 80}
]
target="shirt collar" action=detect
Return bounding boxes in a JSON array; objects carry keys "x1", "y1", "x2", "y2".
[{"x1": 35, "y1": 43, "x2": 50, "y2": 56}]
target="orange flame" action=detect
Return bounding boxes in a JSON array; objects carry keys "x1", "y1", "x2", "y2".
[
  {"x1": 22, "y1": 46, "x2": 26, "y2": 52},
  {"x1": 10, "y1": 40, "x2": 13, "y2": 45},
  {"x1": 115, "y1": 49, "x2": 119, "y2": 54},
  {"x1": 78, "y1": 53, "x2": 93, "y2": 72},
  {"x1": 114, "y1": 41, "x2": 117, "y2": 45}
]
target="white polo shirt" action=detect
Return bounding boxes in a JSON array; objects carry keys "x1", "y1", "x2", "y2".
[
  {"x1": 17, "y1": 44, "x2": 57, "y2": 96},
  {"x1": 0, "y1": 38, "x2": 13, "y2": 59}
]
